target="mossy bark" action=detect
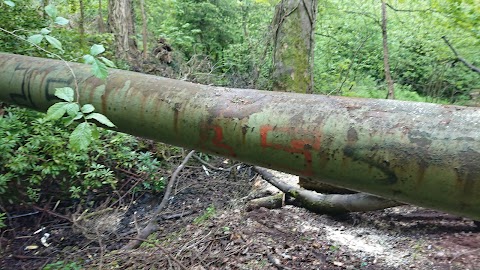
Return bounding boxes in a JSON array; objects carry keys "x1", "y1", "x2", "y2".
[
  {"x1": 272, "y1": 0, "x2": 317, "y2": 94},
  {"x1": 271, "y1": 0, "x2": 353, "y2": 194}
]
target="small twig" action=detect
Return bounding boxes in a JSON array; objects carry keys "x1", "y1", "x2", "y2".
[
  {"x1": 449, "y1": 247, "x2": 480, "y2": 264},
  {"x1": 193, "y1": 154, "x2": 238, "y2": 172},
  {"x1": 122, "y1": 150, "x2": 196, "y2": 250},
  {"x1": 385, "y1": 3, "x2": 435, "y2": 13},
  {"x1": 32, "y1": 205, "x2": 72, "y2": 222},
  {"x1": 152, "y1": 150, "x2": 195, "y2": 218},
  {"x1": 442, "y1": 36, "x2": 480, "y2": 74},
  {"x1": 9, "y1": 211, "x2": 40, "y2": 219}
]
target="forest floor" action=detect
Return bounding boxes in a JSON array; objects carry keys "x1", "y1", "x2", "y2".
[{"x1": 1, "y1": 155, "x2": 480, "y2": 270}]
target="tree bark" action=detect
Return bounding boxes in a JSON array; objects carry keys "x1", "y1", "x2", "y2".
[
  {"x1": 271, "y1": 0, "x2": 317, "y2": 94},
  {"x1": 79, "y1": 0, "x2": 85, "y2": 47},
  {"x1": 107, "y1": 0, "x2": 139, "y2": 65},
  {"x1": 381, "y1": 0, "x2": 395, "y2": 99},
  {"x1": 249, "y1": 167, "x2": 401, "y2": 213},
  {"x1": 2, "y1": 53, "x2": 480, "y2": 220},
  {"x1": 139, "y1": 0, "x2": 148, "y2": 60},
  {"x1": 97, "y1": 0, "x2": 106, "y2": 33},
  {"x1": 271, "y1": 0, "x2": 353, "y2": 194}
]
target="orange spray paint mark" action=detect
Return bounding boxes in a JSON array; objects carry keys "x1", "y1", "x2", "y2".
[
  {"x1": 199, "y1": 124, "x2": 236, "y2": 157},
  {"x1": 260, "y1": 124, "x2": 321, "y2": 176}
]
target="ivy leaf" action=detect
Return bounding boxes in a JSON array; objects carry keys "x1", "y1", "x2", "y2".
[
  {"x1": 81, "y1": 104, "x2": 95, "y2": 114},
  {"x1": 83, "y1": 54, "x2": 95, "y2": 64},
  {"x1": 54, "y1": 87, "x2": 75, "y2": 102},
  {"x1": 69, "y1": 122, "x2": 92, "y2": 151},
  {"x1": 85, "y1": 113, "x2": 116, "y2": 127},
  {"x1": 91, "y1": 58, "x2": 108, "y2": 79},
  {"x1": 27, "y1": 34, "x2": 44, "y2": 45},
  {"x1": 45, "y1": 102, "x2": 69, "y2": 120},
  {"x1": 90, "y1": 44, "x2": 105, "y2": 56},
  {"x1": 4, "y1": 1, "x2": 15, "y2": 7},
  {"x1": 44, "y1": 4, "x2": 57, "y2": 18},
  {"x1": 45, "y1": 35, "x2": 63, "y2": 52},
  {"x1": 99, "y1": 57, "x2": 116, "y2": 68},
  {"x1": 55, "y1": 17, "x2": 69, "y2": 26}
]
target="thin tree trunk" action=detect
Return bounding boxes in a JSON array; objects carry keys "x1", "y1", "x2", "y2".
[
  {"x1": 382, "y1": 0, "x2": 395, "y2": 99},
  {"x1": 97, "y1": 0, "x2": 106, "y2": 33},
  {"x1": 139, "y1": 0, "x2": 148, "y2": 60},
  {"x1": 79, "y1": 0, "x2": 85, "y2": 47}
]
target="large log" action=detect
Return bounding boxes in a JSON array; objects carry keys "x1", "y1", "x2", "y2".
[{"x1": 1, "y1": 53, "x2": 479, "y2": 220}]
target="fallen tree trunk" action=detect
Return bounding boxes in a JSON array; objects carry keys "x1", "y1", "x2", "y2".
[{"x1": 1, "y1": 53, "x2": 480, "y2": 220}]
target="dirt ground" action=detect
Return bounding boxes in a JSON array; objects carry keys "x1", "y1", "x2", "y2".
[{"x1": 1, "y1": 156, "x2": 480, "y2": 270}]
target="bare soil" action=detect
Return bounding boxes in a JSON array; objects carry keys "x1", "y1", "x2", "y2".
[{"x1": 1, "y1": 156, "x2": 480, "y2": 270}]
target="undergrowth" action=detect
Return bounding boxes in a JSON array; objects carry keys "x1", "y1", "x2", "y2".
[{"x1": 0, "y1": 105, "x2": 164, "y2": 208}]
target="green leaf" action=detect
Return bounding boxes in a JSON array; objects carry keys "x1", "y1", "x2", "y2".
[
  {"x1": 91, "y1": 124, "x2": 100, "y2": 140},
  {"x1": 55, "y1": 17, "x2": 69, "y2": 26},
  {"x1": 99, "y1": 57, "x2": 116, "y2": 68},
  {"x1": 45, "y1": 102, "x2": 69, "y2": 120},
  {"x1": 69, "y1": 122, "x2": 93, "y2": 151},
  {"x1": 64, "y1": 103, "x2": 80, "y2": 116},
  {"x1": 90, "y1": 44, "x2": 105, "y2": 56},
  {"x1": 83, "y1": 54, "x2": 95, "y2": 64},
  {"x1": 91, "y1": 59, "x2": 108, "y2": 79},
  {"x1": 85, "y1": 113, "x2": 116, "y2": 127},
  {"x1": 45, "y1": 35, "x2": 63, "y2": 51},
  {"x1": 27, "y1": 34, "x2": 44, "y2": 45},
  {"x1": 54, "y1": 87, "x2": 75, "y2": 102},
  {"x1": 81, "y1": 104, "x2": 95, "y2": 114},
  {"x1": 63, "y1": 112, "x2": 83, "y2": 126},
  {"x1": 4, "y1": 1, "x2": 15, "y2": 7},
  {"x1": 44, "y1": 4, "x2": 57, "y2": 18},
  {"x1": 40, "y1": 28, "x2": 51, "y2": 35}
]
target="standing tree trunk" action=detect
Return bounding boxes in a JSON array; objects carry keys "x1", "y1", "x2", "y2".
[
  {"x1": 381, "y1": 0, "x2": 395, "y2": 99},
  {"x1": 79, "y1": 0, "x2": 85, "y2": 47},
  {"x1": 271, "y1": 0, "x2": 349, "y2": 193},
  {"x1": 139, "y1": 0, "x2": 148, "y2": 60},
  {"x1": 107, "y1": 0, "x2": 140, "y2": 65},
  {"x1": 97, "y1": 0, "x2": 106, "y2": 33},
  {"x1": 271, "y1": 0, "x2": 317, "y2": 94}
]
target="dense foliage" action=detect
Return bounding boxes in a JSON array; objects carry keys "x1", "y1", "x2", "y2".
[
  {"x1": 0, "y1": 106, "x2": 164, "y2": 204},
  {"x1": 314, "y1": 0, "x2": 479, "y2": 103}
]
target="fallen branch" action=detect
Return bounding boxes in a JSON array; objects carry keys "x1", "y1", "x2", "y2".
[
  {"x1": 252, "y1": 166, "x2": 402, "y2": 214},
  {"x1": 122, "y1": 150, "x2": 196, "y2": 250},
  {"x1": 442, "y1": 36, "x2": 480, "y2": 74}
]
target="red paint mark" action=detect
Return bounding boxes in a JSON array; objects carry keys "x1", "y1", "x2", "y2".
[
  {"x1": 260, "y1": 124, "x2": 321, "y2": 176},
  {"x1": 200, "y1": 124, "x2": 236, "y2": 157}
]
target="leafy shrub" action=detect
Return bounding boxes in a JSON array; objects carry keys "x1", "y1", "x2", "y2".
[{"x1": 0, "y1": 106, "x2": 164, "y2": 205}]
